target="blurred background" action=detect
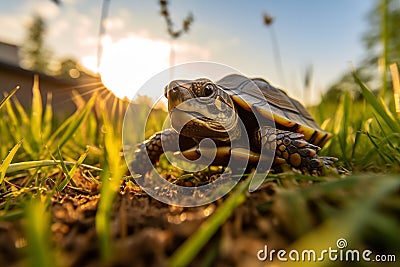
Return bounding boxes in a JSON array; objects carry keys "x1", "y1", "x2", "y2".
[{"x1": 2, "y1": 0, "x2": 393, "y2": 108}]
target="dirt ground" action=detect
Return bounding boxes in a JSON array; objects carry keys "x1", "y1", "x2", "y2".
[
  {"x1": 4, "y1": 167, "x2": 398, "y2": 267},
  {"x1": 0, "y1": 168, "x2": 297, "y2": 267}
]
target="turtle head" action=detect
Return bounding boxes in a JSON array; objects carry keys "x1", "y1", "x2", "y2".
[{"x1": 164, "y1": 78, "x2": 239, "y2": 140}]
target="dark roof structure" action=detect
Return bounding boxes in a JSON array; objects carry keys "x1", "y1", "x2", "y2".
[{"x1": 0, "y1": 40, "x2": 103, "y2": 116}]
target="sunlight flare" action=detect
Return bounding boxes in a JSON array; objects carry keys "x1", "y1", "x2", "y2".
[{"x1": 96, "y1": 35, "x2": 170, "y2": 99}]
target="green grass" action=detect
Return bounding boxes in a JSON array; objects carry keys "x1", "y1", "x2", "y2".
[
  {"x1": 0, "y1": 77, "x2": 126, "y2": 266},
  {"x1": 312, "y1": 71, "x2": 400, "y2": 172},
  {"x1": 1, "y1": 62, "x2": 399, "y2": 266},
  {"x1": 25, "y1": 197, "x2": 54, "y2": 267},
  {"x1": 96, "y1": 108, "x2": 127, "y2": 262},
  {"x1": 3, "y1": 2, "x2": 399, "y2": 264}
]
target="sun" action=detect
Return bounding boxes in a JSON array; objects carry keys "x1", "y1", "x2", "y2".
[{"x1": 96, "y1": 35, "x2": 171, "y2": 100}]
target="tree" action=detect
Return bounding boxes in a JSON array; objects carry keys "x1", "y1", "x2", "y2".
[
  {"x1": 321, "y1": 0, "x2": 400, "y2": 104},
  {"x1": 363, "y1": 0, "x2": 400, "y2": 65},
  {"x1": 20, "y1": 14, "x2": 52, "y2": 73},
  {"x1": 57, "y1": 58, "x2": 81, "y2": 79},
  {"x1": 362, "y1": 0, "x2": 400, "y2": 97}
]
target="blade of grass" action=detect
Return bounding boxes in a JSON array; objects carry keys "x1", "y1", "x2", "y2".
[
  {"x1": 55, "y1": 147, "x2": 74, "y2": 191},
  {"x1": 374, "y1": 115, "x2": 400, "y2": 162},
  {"x1": 379, "y1": 0, "x2": 389, "y2": 99},
  {"x1": 338, "y1": 91, "x2": 350, "y2": 163},
  {"x1": 168, "y1": 175, "x2": 252, "y2": 267},
  {"x1": 0, "y1": 141, "x2": 22, "y2": 184},
  {"x1": 0, "y1": 85, "x2": 20, "y2": 110},
  {"x1": 44, "y1": 113, "x2": 76, "y2": 148},
  {"x1": 364, "y1": 131, "x2": 392, "y2": 163},
  {"x1": 360, "y1": 111, "x2": 400, "y2": 166},
  {"x1": 96, "y1": 110, "x2": 126, "y2": 262},
  {"x1": 25, "y1": 197, "x2": 55, "y2": 267},
  {"x1": 70, "y1": 89, "x2": 85, "y2": 109},
  {"x1": 5, "y1": 160, "x2": 101, "y2": 174},
  {"x1": 57, "y1": 146, "x2": 90, "y2": 191},
  {"x1": 353, "y1": 72, "x2": 400, "y2": 133},
  {"x1": 31, "y1": 75, "x2": 43, "y2": 146},
  {"x1": 0, "y1": 209, "x2": 24, "y2": 221},
  {"x1": 12, "y1": 94, "x2": 30, "y2": 124},
  {"x1": 390, "y1": 63, "x2": 400, "y2": 116},
  {"x1": 5, "y1": 98, "x2": 36, "y2": 157},
  {"x1": 351, "y1": 124, "x2": 362, "y2": 164},
  {"x1": 96, "y1": 165, "x2": 112, "y2": 262},
  {"x1": 46, "y1": 93, "x2": 97, "y2": 153},
  {"x1": 57, "y1": 93, "x2": 97, "y2": 149},
  {"x1": 42, "y1": 92, "x2": 53, "y2": 140}
]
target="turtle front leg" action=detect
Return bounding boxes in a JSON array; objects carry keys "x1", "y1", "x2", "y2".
[
  {"x1": 260, "y1": 127, "x2": 336, "y2": 175},
  {"x1": 131, "y1": 129, "x2": 196, "y2": 174}
]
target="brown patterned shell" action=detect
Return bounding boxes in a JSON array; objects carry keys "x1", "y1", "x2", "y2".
[{"x1": 217, "y1": 74, "x2": 331, "y2": 147}]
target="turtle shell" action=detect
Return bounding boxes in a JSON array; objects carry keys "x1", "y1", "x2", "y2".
[{"x1": 217, "y1": 74, "x2": 331, "y2": 147}]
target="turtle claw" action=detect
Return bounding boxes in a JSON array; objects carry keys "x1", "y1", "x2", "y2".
[
  {"x1": 320, "y1": 156, "x2": 338, "y2": 168},
  {"x1": 130, "y1": 129, "x2": 197, "y2": 175},
  {"x1": 130, "y1": 131, "x2": 169, "y2": 175},
  {"x1": 306, "y1": 156, "x2": 346, "y2": 176},
  {"x1": 261, "y1": 127, "x2": 338, "y2": 176},
  {"x1": 131, "y1": 144, "x2": 154, "y2": 175}
]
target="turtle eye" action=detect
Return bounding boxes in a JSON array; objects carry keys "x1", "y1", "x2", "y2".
[{"x1": 202, "y1": 83, "x2": 215, "y2": 97}]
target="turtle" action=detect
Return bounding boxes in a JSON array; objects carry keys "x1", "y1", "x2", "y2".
[{"x1": 131, "y1": 74, "x2": 336, "y2": 176}]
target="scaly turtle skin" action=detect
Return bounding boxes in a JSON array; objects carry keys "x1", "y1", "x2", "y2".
[{"x1": 131, "y1": 74, "x2": 336, "y2": 175}]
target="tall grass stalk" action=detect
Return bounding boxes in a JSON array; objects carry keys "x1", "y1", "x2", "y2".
[
  {"x1": 337, "y1": 91, "x2": 351, "y2": 164},
  {"x1": 0, "y1": 85, "x2": 20, "y2": 109},
  {"x1": 25, "y1": 197, "x2": 55, "y2": 267},
  {"x1": 1, "y1": 77, "x2": 97, "y2": 161},
  {"x1": 0, "y1": 141, "x2": 22, "y2": 185},
  {"x1": 31, "y1": 76, "x2": 43, "y2": 146},
  {"x1": 4, "y1": 160, "x2": 101, "y2": 177},
  {"x1": 95, "y1": 107, "x2": 126, "y2": 262},
  {"x1": 379, "y1": 0, "x2": 389, "y2": 98},
  {"x1": 390, "y1": 63, "x2": 400, "y2": 116},
  {"x1": 353, "y1": 72, "x2": 400, "y2": 133}
]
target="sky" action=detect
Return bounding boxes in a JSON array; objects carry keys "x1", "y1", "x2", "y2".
[{"x1": 0, "y1": 0, "x2": 374, "y2": 103}]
